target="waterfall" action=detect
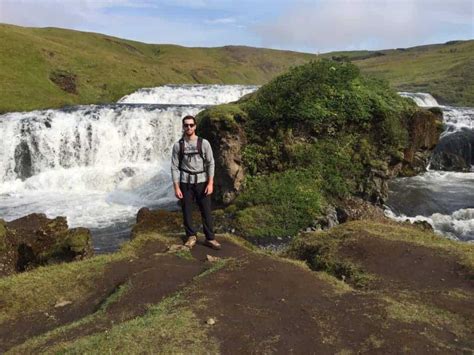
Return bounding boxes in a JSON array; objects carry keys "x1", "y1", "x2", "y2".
[
  {"x1": 398, "y1": 92, "x2": 440, "y2": 107},
  {"x1": 386, "y1": 92, "x2": 474, "y2": 241},
  {"x1": 0, "y1": 85, "x2": 257, "y2": 251},
  {"x1": 118, "y1": 84, "x2": 259, "y2": 105}
]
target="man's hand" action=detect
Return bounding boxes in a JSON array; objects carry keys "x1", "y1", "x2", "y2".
[
  {"x1": 204, "y1": 183, "x2": 213, "y2": 195},
  {"x1": 174, "y1": 184, "x2": 183, "y2": 199}
]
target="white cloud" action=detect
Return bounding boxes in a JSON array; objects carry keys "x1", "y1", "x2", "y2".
[
  {"x1": 254, "y1": 0, "x2": 474, "y2": 52},
  {"x1": 205, "y1": 17, "x2": 236, "y2": 25}
]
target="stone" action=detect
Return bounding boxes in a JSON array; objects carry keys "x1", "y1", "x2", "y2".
[
  {"x1": 0, "y1": 213, "x2": 93, "y2": 277},
  {"x1": 206, "y1": 317, "x2": 217, "y2": 325},
  {"x1": 206, "y1": 254, "x2": 221, "y2": 262},
  {"x1": 54, "y1": 299, "x2": 73, "y2": 308},
  {"x1": 167, "y1": 244, "x2": 188, "y2": 253},
  {"x1": 430, "y1": 130, "x2": 474, "y2": 171}
]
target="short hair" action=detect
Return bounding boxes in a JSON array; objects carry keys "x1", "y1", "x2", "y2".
[{"x1": 182, "y1": 115, "x2": 196, "y2": 125}]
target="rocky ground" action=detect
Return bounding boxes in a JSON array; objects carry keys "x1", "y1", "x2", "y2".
[{"x1": 1, "y1": 209, "x2": 472, "y2": 354}]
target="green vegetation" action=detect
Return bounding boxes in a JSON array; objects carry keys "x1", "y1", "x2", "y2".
[
  {"x1": 0, "y1": 23, "x2": 315, "y2": 112},
  {"x1": 7, "y1": 243, "x2": 232, "y2": 354},
  {"x1": 201, "y1": 60, "x2": 418, "y2": 239},
  {"x1": 40, "y1": 293, "x2": 219, "y2": 354},
  {"x1": 1, "y1": 24, "x2": 472, "y2": 112},
  {"x1": 285, "y1": 227, "x2": 376, "y2": 289},
  {"x1": 286, "y1": 220, "x2": 474, "y2": 285},
  {"x1": 0, "y1": 231, "x2": 169, "y2": 324},
  {"x1": 346, "y1": 40, "x2": 474, "y2": 107}
]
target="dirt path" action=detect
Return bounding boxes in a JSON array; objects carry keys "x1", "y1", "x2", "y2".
[{"x1": 2, "y1": 232, "x2": 474, "y2": 353}]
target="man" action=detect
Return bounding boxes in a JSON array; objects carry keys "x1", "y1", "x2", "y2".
[{"x1": 170, "y1": 115, "x2": 221, "y2": 250}]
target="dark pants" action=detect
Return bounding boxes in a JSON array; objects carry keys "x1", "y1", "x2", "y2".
[{"x1": 180, "y1": 182, "x2": 214, "y2": 240}]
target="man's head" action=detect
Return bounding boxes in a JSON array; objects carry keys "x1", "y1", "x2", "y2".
[{"x1": 182, "y1": 115, "x2": 197, "y2": 137}]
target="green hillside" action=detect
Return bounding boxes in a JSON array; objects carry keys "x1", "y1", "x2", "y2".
[
  {"x1": 0, "y1": 24, "x2": 315, "y2": 112},
  {"x1": 324, "y1": 40, "x2": 474, "y2": 106},
  {"x1": 0, "y1": 23, "x2": 473, "y2": 113}
]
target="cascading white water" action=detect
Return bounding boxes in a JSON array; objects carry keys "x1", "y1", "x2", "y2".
[
  {"x1": 0, "y1": 85, "x2": 258, "y2": 251},
  {"x1": 398, "y1": 92, "x2": 440, "y2": 107},
  {"x1": 119, "y1": 84, "x2": 259, "y2": 105},
  {"x1": 386, "y1": 92, "x2": 474, "y2": 242}
]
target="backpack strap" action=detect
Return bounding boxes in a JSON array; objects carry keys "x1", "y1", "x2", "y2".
[
  {"x1": 178, "y1": 138, "x2": 185, "y2": 170},
  {"x1": 197, "y1": 137, "x2": 204, "y2": 161}
]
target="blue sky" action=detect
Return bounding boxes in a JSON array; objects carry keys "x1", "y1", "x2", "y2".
[{"x1": 1, "y1": 0, "x2": 473, "y2": 53}]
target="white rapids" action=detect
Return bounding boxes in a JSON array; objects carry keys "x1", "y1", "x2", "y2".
[
  {"x1": 386, "y1": 92, "x2": 474, "y2": 242},
  {"x1": 118, "y1": 84, "x2": 259, "y2": 105},
  {"x1": 0, "y1": 85, "x2": 258, "y2": 251}
]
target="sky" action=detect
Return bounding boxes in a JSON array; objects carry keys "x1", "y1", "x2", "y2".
[{"x1": 0, "y1": 0, "x2": 473, "y2": 53}]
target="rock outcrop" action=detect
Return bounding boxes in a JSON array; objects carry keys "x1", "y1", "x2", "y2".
[
  {"x1": 0, "y1": 214, "x2": 92, "y2": 277},
  {"x1": 430, "y1": 129, "x2": 474, "y2": 171},
  {"x1": 198, "y1": 105, "x2": 248, "y2": 206},
  {"x1": 398, "y1": 107, "x2": 444, "y2": 176}
]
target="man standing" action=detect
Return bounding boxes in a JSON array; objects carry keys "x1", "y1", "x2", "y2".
[{"x1": 171, "y1": 115, "x2": 221, "y2": 250}]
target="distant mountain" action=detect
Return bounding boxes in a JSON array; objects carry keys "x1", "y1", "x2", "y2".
[{"x1": 0, "y1": 23, "x2": 473, "y2": 112}]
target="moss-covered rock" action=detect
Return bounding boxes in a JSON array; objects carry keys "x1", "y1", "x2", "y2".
[
  {"x1": 197, "y1": 104, "x2": 248, "y2": 205},
  {"x1": 0, "y1": 214, "x2": 93, "y2": 276},
  {"x1": 198, "y1": 59, "x2": 442, "y2": 240}
]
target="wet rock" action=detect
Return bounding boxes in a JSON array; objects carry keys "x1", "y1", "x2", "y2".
[
  {"x1": 399, "y1": 109, "x2": 443, "y2": 176},
  {"x1": 14, "y1": 141, "x2": 33, "y2": 180},
  {"x1": 0, "y1": 214, "x2": 92, "y2": 277},
  {"x1": 430, "y1": 130, "x2": 474, "y2": 171}
]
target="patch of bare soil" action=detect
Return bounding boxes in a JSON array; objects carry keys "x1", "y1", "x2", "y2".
[
  {"x1": 338, "y1": 235, "x2": 474, "y2": 320},
  {"x1": 3, "y1": 234, "x2": 473, "y2": 353},
  {"x1": 189, "y1": 246, "x2": 473, "y2": 353},
  {"x1": 1, "y1": 238, "x2": 201, "y2": 352}
]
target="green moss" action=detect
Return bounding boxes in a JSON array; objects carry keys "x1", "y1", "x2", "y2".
[
  {"x1": 197, "y1": 103, "x2": 246, "y2": 133},
  {"x1": 234, "y1": 169, "x2": 325, "y2": 238},
  {"x1": 286, "y1": 229, "x2": 377, "y2": 288},
  {"x1": 64, "y1": 228, "x2": 92, "y2": 253}
]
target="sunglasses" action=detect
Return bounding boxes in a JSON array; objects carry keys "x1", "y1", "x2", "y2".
[{"x1": 183, "y1": 124, "x2": 195, "y2": 128}]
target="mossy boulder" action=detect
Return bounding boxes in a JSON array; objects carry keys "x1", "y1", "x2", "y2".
[
  {"x1": 197, "y1": 59, "x2": 442, "y2": 240},
  {"x1": 197, "y1": 104, "x2": 248, "y2": 205},
  {"x1": 0, "y1": 214, "x2": 93, "y2": 276}
]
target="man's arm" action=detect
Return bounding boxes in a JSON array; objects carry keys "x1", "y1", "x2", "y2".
[
  {"x1": 171, "y1": 143, "x2": 183, "y2": 199},
  {"x1": 203, "y1": 140, "x2": 215, "y2": 195}
]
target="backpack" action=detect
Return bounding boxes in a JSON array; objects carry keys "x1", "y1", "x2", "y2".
[{"x1": 178, "y1": 137, "x2": 205, "y2": 182}]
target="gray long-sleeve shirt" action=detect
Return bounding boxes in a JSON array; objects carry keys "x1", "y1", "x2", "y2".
[{"x1": 171, "y1": 137, "x2": 215, "y2": 184}]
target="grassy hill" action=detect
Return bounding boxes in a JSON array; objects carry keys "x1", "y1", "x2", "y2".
[
  {"x1": 330, "y1": 40, "x2": 474, "y2": 107},
  {"x1": 0, "y1": 24, "x2": 316, "y2": 113},
  {"x1": 0, "y1": 23, "x2": 473, "y2": 113}
]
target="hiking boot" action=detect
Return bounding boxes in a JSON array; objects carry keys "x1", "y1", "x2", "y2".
[
  {"x1": 203, "y1": 239, "x2": 221, "y2": 250},
  {"x1": 184, "y1": 235, "x2": 197, "y2": 249}
]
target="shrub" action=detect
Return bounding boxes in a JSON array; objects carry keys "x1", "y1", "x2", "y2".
[{"x1": 234, "y1": 169, "x2": 325, "y2": 238}]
